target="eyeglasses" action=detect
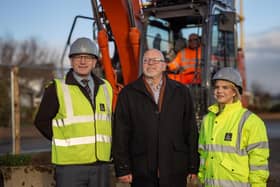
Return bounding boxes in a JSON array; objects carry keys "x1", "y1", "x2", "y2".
[
  {"x1": 72, "y1": 55, "x2": 96, "y2": 62},
  {"x1": 143, "y1": 58, "x2": 164, "y2": 65}
]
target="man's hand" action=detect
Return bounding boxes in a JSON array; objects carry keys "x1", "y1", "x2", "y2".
[
  {"x1": 118, "y1": 174, "x2": 133, "y2": 183},
  {"x1": 187, "y1": 174, "x2": 199, "y2": 187}
]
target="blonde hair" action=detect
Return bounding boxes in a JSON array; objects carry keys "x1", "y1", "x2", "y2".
[
  {"x1": 231, "y1": 83, "x2": 241, "y2": 102},
  {"x1": 217, "y1": 82, "x2": 241, "y2": 112}
]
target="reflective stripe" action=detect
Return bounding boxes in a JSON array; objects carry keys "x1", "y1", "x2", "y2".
[
  {"x1": 236, "y1": 110, "x2": 252, "y2": 150},
  {"x1": 200, "y1": 158, "x2": 205, "y2": 166},
  {"x1": 170, "y1": 61, "x2": 180, "y2": 70},
  {"x1": 53, "y1": 134, "x2": 112, "y2": 147},
  {"x1": 52, "y1": 113, "x2": 111, "y2": 127},
  {"x1": 181, "y1": 49, "x2": 200, "y2": 64},
  {"x1": 246, "y1": 141, "x2": 269, "y2": 152},
  {"x1": 199, "y1": 144, "x2": 247, "y2": 155},
  {"x1": 61, "y1": 81, "x2": 74, "y2": 117},
  {"x1": 205, "y1": 179, "x2": 250, "y2": 187},
  {"x1": 250, "y1": 164, "x2": 269, "y2": 171},
  {"x1": 95, "y1": 113, "x2": 111, "y2": 121},
  {"x1": 101, "y1": 82, "x2": 111, "y2": 113},
  {"x1": 53, "y1": 116, "x2": 94, "y2": 127},
  {"x1": 199, "y1": 144, "x2": 204, "y2": 150},
  {"x1": 181, "y1": 64, "x2": 196, "y2": 70},
  {"x1": 181, "y1": 58, "x2": 201, "y2": 63}
]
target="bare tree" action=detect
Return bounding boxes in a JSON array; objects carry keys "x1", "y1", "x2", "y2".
[{"x1": 0, "y1": 37, "x2": 60, "y2": 127}]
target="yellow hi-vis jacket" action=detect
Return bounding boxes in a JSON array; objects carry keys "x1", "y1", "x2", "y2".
[
  {"x1": 198, "y1": 101, "x2": 269, "y2": 187},
  {"x1": 51, "y1": 79, "x2": 113, "y2": 165}
]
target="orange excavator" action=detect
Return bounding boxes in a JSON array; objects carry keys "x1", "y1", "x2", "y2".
[{"x1": 63, "y1": 0, "x2": 247, "y2": 122}]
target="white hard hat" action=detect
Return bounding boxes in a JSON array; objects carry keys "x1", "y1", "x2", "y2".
[
  {"x1": 69, "y1": 37, "x2": 99, "y2": 58},
  {"x1": 212, "y1": 67, "x2": 243, "y2": 94}
]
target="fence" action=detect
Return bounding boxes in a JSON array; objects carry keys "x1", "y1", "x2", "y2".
[{"x1": 0, "y1": 65, "x2": 64, "y2": 155}]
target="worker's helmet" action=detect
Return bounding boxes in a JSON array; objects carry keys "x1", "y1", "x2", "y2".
[
  {"x1": 69, "y1": 37, "x2": 99, "y2": 58},
  {"x1": 212, "y1": 67, "x2": 243, "y2": 94}
]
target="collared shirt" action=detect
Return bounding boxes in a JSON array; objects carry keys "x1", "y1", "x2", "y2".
[
  {"x1": 73, "y1": 72, "x2": 94, "y2": 101},
  {"x1": 145, "y1": 78, "x2": 163, "y2": 104}
]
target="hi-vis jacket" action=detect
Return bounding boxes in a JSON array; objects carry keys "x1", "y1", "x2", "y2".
[
  {"x1": 198, "y1": 101, "x2": 269, "y2": 187},
  {"x1": 168, "y1": 47, "x2": 201, "y2": 84},
  {"x1": 34, "y1": 70, "x2": 113, "y2": 165}
]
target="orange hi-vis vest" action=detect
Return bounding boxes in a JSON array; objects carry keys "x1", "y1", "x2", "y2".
[{"x1": 168, "y1": 47, "x2": 201, "y2": 84}]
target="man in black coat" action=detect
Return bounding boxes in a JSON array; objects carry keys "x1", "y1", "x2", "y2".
[{"x1": 113, "y1": 48, "x2": 199, "y2": 187}]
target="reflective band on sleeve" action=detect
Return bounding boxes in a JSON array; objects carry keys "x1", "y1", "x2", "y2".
[
  {"x1": 205, "y1": 179, "x2": 250, "y2": 187},
  {"x1": 250, "y1": 164, "x2": 269, "y2": 171},
  {"x1": 61, "y1": 81, "x2": 74, "y2": 117},
  {"x1": 53, "y1": 134, "x2": 112, "y2": 147},
  {"x1": 246, "y1": 141, "x2": 269, "y2": 152}
]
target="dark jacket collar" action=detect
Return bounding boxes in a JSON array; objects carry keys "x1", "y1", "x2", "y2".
[{"x1": 131, "y1": 73, "x2": 179, "y2": 104}]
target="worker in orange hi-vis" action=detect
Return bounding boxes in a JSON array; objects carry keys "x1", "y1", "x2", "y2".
[{"x1": 167, "y1": 33, "x2": 201, "y2": 85}]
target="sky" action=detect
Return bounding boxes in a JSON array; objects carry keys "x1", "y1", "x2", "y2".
[{"x1": 0, "y1": 0, "x2": 279, "y2": 95}]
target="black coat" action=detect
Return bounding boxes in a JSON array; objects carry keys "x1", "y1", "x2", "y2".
[{"x1": 113, "y1": 75, "x2": 199, "y2": 187}]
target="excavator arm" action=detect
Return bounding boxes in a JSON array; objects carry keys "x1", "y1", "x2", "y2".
[{"x1": 91, "y1": 0, "x2": 141, "y2": 109}]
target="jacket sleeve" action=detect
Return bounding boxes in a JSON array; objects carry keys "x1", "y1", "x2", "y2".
[
  {"x1": 183, "y1": 86, "x2": 199, "y2": 174},
  {"x1": 245, "y1": 114, "x2": 270, "y2": 186},
  {"x1": 167, "y1": 51, "x2": 182, "y2": 71},
  {"x1": 112, "y1": 89, "x2": 132, "y2": 177},
  {"x1": 198, "y1": 116, "x2": 207, "y2": 183},
  {"x1": 34, "y1": 81, "x2": 59, "y2": 140}
]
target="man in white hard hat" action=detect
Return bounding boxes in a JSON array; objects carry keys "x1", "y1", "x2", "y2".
[{"x1": 35, "y1": 37, "x2": 113, "y2": 187}]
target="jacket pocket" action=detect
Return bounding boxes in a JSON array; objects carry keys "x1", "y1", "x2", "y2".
[
  {"x1": 131, "y1": 147, "x2": 148, "y2": 176},
  {"x1": 220, "y1": 159, "x2": 245, "y2": 177},
  {"x1": 172, "y1": 142, "x2": 189, "y2": 173}
]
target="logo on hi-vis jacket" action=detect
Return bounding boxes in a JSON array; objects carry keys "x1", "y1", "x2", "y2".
[
  {"x1": 224, "y1": 132, "x2": 232, "y2": 141},
  {"x1": 100, "y1": 103, "x2": 105, "y2": 111}
]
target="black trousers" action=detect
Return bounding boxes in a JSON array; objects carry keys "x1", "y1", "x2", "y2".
[
  {"x1": 55, "y1": 164, "x2": 110, "y2": 187},
  {"x1": 132, "y1": 175, "x2": 159, "y2": 187},
  {"x1": 131, "y1": 171, "x2": 187, "y2": 187}
]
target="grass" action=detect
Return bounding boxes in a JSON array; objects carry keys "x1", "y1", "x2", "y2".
[{"x1": 0, "y1": 154, "x2": 32, "y2": 166}]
